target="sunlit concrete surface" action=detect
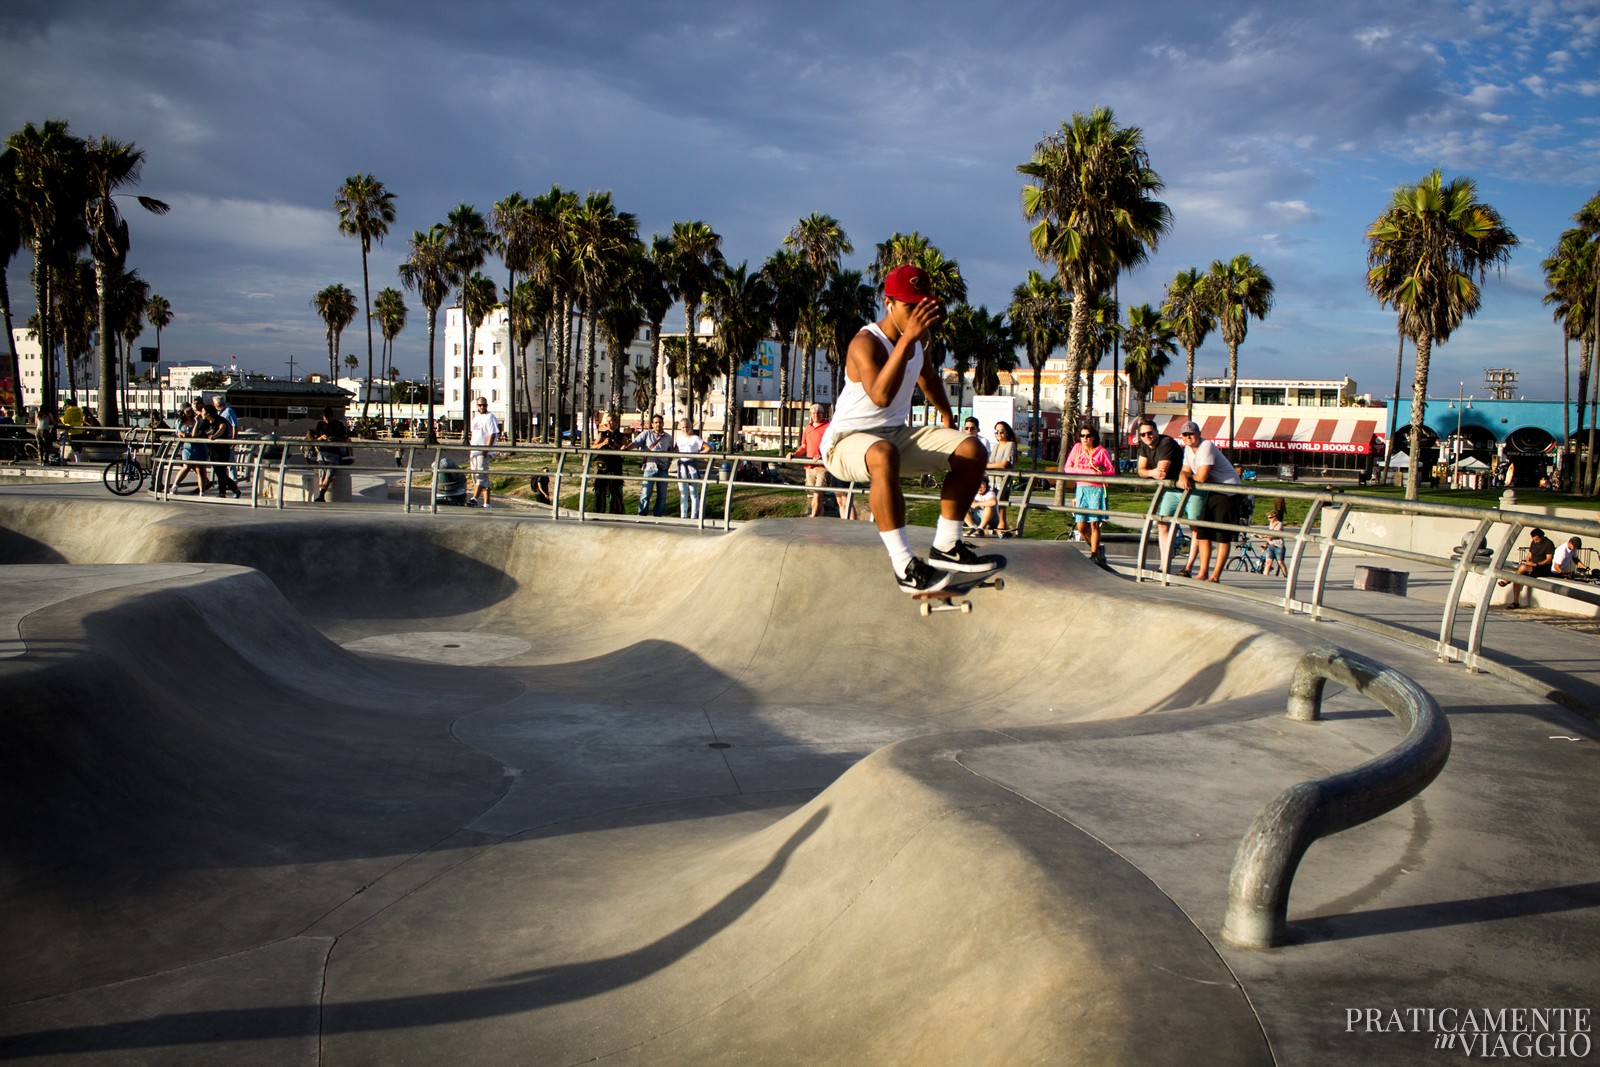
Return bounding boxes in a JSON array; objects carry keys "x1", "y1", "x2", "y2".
[{"x1": 1, "y1": 485, "x2": 1596, "y2": 1065}]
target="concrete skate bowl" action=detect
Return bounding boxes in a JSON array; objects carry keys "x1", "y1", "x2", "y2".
[{"x1": 0, "y1": 497, "x2": 1302, "y2": 1063}]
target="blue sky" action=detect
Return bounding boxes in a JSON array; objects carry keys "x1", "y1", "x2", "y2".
[{"x1": 3, "y1": 0, "x2": 1597, "y2": 401}]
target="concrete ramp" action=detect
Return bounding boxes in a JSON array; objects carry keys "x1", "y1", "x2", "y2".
[{"x1": 0, "y1": 498, "x2": 1308, "y2": 1063}]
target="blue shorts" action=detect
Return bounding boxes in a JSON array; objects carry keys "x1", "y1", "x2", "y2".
[
  {"x1": 1074, "y1": 485, "x2": 1107, "y2": 524},
  {"x1": 1155, "y1": 487, "x2": 1204, "y2": 521}
]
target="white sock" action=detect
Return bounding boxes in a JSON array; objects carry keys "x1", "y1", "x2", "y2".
[
  {"x1": 880, "y1": 528, "x2": 915, "y2": 575},
  {"x1": 932, "y1": 517, "x2": 963, "y2": 553}
]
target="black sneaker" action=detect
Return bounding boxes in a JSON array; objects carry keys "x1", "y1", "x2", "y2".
[
  {"x1": 928, "y1": 540, "x2": 1003, "y2": 573},
  {"x1": 897, "y1": 557, "x2": 953, "y2": 594}
]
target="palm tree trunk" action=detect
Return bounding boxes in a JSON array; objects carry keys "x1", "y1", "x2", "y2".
[
  {"x1": 1, "y1": 274, "x2": 21, "y2": 416},
  {"x1": 360, "y1": 248, "x2": 373, "y2": 421},
  {"x1": 1227, "y1": 342, "x2": 1239, "y2": 449},
  {"x1": 1183, "y1": 343, "x2": 1196, "y2": 420},
  {"x1": 1405, "y1": 337, "x2": 1432, "y2": 502},
  {"x1": 1561, "y1": 335, "x2": 1571, "y2": 488},
  {"x1": 1386, "y1": 332, "x2": 1404, "y2": 487},
  {"x1": 1588, "y1": 341, "x2": 1600, "y2": 496},
  {"x1": 94, "y1": 258, "x2": 119, "y2": 427},
  {"x1": 33, "y1": 251, "x2": 57, "y2": 416},
  {"x1": 425, "y1": 311, "x2": 438, "y2": 445},
  {"x1": 505, "y1": 269, "x2": 517, "y2": 446},
  {"x1": 1031, "y1": 376, "x2": 1044, "y2": 471}
]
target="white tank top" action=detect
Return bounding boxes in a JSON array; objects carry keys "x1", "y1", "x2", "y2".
[{"x1": 819, "y1": 323, "x2": 921, "y2": 456}]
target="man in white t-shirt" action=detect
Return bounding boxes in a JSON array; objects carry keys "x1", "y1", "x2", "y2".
[
  {"x1": 468, "y1": 397, "x2": 500, "y2": 508},
  {"x1": 1177, "y1": 420, "x2": 1242, "y2": 581},
  {"x1": 819, "y1": 264, "x2": 998, "y2": 594},
  {"x1": 1553, "y1": 535, "x2": 1583, "y2": 577}
]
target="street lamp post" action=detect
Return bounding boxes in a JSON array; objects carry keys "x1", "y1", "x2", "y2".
[{"x1": 1448, "y1": 382, "x2": 1473, "y2": 489}]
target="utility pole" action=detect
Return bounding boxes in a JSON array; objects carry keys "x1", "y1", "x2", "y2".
[{"x1": 1483, "y1": 368, "x2": 1517, "y2": 400}]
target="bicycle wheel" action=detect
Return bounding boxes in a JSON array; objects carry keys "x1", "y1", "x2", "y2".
[{"x1": 103, "y1": 457, "x2": 144, "y2": 495}]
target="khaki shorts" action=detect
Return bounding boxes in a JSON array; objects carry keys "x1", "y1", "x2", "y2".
[{"x1": 823, "y1": 424, "x2": 971, "y2": 485}]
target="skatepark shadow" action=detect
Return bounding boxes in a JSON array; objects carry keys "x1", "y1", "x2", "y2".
[
  {"x1": 1141, "y1": 632, "x2": 1288, "y2": 714},
  {"x1": 0, "y1": 807, "x2": 829, "y2": 1058},
  {"x1": 1293, "y1": 880, "x2": 1600, "y2": 943},
  {"x1": 0, "y1": 526, "x2": 65, "y2": 563}
]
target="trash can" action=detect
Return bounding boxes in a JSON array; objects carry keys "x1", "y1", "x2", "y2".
[{"x1": 1278, "y1": 463, "x2": 1297, "y2": 481}]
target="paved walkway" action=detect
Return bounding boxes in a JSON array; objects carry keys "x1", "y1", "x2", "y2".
[{"x1": 0, "y1": 484, "x2": 1595, "y2": 1065}]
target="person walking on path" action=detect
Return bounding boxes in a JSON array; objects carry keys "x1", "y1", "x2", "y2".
[
  {"x1": 819, "y1": 264, "x2": 998, "y2": 594},
  {"x1": 1064, "y1": 425, "x2": 1114, "y2": 567},
  {"x1": 468, "y1": 396, "x2": 500, "y2": 509}
]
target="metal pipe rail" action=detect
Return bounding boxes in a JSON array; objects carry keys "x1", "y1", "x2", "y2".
[{"x1": 1221, "y1": 645, "x2": 1451, "y2": 949}]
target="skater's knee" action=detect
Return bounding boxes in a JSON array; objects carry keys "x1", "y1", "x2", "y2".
[{"x1": 864, "y1": 440, "x2": 899, "y2": 474}]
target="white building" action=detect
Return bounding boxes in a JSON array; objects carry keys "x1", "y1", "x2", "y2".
[{"x1": 440, "y1": 305, "x2": 835, "y2": 440}]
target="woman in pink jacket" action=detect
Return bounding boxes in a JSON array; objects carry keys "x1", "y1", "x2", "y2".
[{"x1": 1064, "y1": 425, "x2": 1115, "y2": 567}]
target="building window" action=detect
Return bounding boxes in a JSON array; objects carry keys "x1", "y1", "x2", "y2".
[
  {"x1": 452, "y1": 367, "x2": 461, "y2": 380},
  {"x1": 491, "y1": 390, "x2": 499, "y2": 402},
  {"x1": 492, "y1": 366, "x2": 499, "y2": 379},
  {"x1": 492, "y1": 341, "x2": 502, "y2": 355},
  {"x1": 453, "y1": 344, "x2": 460, "y2": 356},
  {"x1": 1255, "y1": 389, "x2": 1285, "y2": 406}
]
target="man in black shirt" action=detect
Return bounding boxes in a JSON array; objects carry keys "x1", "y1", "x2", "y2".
[{"x1": 1135, "y1": 417, "x2": 1187, "y2": 570}]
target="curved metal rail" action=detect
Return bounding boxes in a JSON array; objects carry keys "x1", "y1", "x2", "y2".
[{"x1": 1221, "y1": 645, "x2": 1451, "y2": 949}]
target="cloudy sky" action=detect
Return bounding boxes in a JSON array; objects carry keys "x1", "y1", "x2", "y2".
[{"x1": 4, "y1": 0, "x2": 1597, "y2": 401}]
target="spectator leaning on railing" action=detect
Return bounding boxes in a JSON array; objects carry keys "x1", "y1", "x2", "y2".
[{"x1": 1177, "y1": 420, "x2": 1242, "y2": 583}]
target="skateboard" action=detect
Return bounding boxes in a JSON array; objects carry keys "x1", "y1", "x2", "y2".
[{"x1": 912, "y1": 561, "x2": 1007, "y2": 616}]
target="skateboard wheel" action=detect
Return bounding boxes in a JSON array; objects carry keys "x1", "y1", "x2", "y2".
[
  {"x1": 993, "y1": 577, "x2": 1005, "y2": 591},
  {"x1": 919, "y1": 601, "x2": 932, "y2": 617},
  {"x1": 961, "y1": 601, "x2": 972, "y2": 614}
]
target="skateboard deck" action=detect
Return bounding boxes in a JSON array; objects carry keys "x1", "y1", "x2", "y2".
[{"x1": 912, "y1": 560, "x2": 1008, "y2": 616}]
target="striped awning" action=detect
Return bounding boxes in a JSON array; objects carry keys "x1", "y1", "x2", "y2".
[{"x1": 1154, "y1": 414, "x2": 1379, "y2": 455}]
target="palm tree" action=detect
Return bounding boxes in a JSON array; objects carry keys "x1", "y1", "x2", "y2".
[
  {"x1": 759, "y1": 249, "x2": 812, "y2": 452},
  {"x1": 660, "y1": 220, "x2": 725, "y2": 427},
  {"x1": 311, "y1": 283, "x2": 357, "y2": 380},
  {"x1": 111, "y1": 267, "x2": 149, "y2": 415},
  {"x1": 144, "y1": 293, "x2": 171, "y2": 412},
  {"x1": 334, "y1": 173, "x2": 396, "y2": 420},
  {"x1": 507, "y1": 277, "x2": 548, "y2": 436},
  {"x1": 83, "y1": 136, "x2": 168, "y2": 427},
  {"x1": 492, "y1": 191, "x2": 536, "y2": 444},
  {"x1": 709, "y1": 260, "x2": 774, "y2": 444},
  {"x1": 567, "y1": 191, "x2": 640, "y2": 436},
  {"x1": 1009, "y1": 270, "x2": 1070, "y2": 464},
  {"x1": 636, "y1": 237, "x2": 673, "y2": 417},
  {"x1": 527, "y1": 186, "x2": 578, "y2": 441},
  {"x1": 1160, "y1": 267, "x2": 1213, "y2": 418},
  {"x1": 1122, "y1": 303, "x2": 1177, "y2": 423},
  {"x1": 1078, "y1": 290, "x2": 1121, "y2": 431},
  {"x1": 819, "y1": 268, "x2": 876, "y2": 398},
  {"x1": 785, "y1": 213, "x2": 852, "y2": 408},
  {"x1": 460, "y1": 271, "x2": 499, "y2": 433},
  {"x1": 54, "y1": 257, "x2": 97, "y2": 402},
  {"x1": 397, "y1": 225, "x2": 458, "y2": 444},
  {"x1": 373, "y1": 286, "x2": 407, "y2": 424},
  {"x1": 0, "y1": 147, "x2": 21, "y2": 411},
  {"x1": 1543, "y1": 193, "x2": 1600, "y2": 493},
  {"x1": 1019, "y1": 106, "x2": 1170, "y2": 457},
  {"x1": 8, "y1": 120, "x2": 89, "y2": 417},
  {"x1": 1207, "y1": 253, "x2": 1275, "y2": 445},
  {"x1": 1366, "y1": 169, "x2": 1519, "y2": 501},
  {"x1": 444, "y1": 203, "x2": 492, "y2": 429}
]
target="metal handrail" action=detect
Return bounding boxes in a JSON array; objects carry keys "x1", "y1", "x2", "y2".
[{"x1": 1222, "y1": 645, "x2": 1451, "y2": 949}]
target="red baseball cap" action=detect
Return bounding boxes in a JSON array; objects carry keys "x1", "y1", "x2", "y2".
[{"x1": 883, "y1": 264, "x2": 932, "y2": 303}]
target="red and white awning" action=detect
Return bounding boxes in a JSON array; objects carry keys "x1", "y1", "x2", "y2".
[{"x1": 1151, "y1": 414, "x2": 1379, "y2": 455}]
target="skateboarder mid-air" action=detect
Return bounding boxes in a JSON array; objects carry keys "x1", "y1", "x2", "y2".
[{"x1": 820, "y1": 264, "x2": 1002, "y2": 593}]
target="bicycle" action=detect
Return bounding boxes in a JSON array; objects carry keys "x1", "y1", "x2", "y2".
[
  {"x1": 102, "y1": 431, "x2": 156, "y2": 495},
  {"x1": 1227, "y1": 537, "x2": 1266, "y2": 573}
]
